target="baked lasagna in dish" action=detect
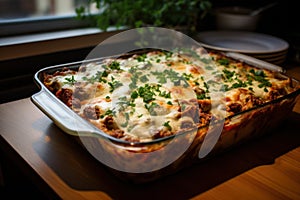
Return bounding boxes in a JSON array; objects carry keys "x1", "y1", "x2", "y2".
[{"x1": 42, "y1": 48, "x2": 297, "y2": 143}]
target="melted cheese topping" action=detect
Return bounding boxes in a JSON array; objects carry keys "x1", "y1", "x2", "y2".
[{"x1": 44, "y1": 48, "x2": 295, "y2": 142}]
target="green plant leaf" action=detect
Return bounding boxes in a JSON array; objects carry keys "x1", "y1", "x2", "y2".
[{"x1": 74, "y1": 0, "x2": 212, "y2": 32}]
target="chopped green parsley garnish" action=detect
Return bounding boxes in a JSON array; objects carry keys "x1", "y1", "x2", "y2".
[
  {"x1": 163, "y1": 121, "x2": 172, "y2": 131},
  {"x1": 82, "y1": 70, "x2": 108, "y2": 84},
  {"x1": 64, "y1": 75, "x2": 76, "y2": 85},
  {"x1": 108, "y1": 76, "x2": 123, "y2": 92},
  {"x1": 108, "y1": 61, "x2": 121, "y2": 70},
  {"x1": 145, "y1": 102, "x2": 159, "y2": 116},
  {"x1": 100, "y1": 109, "x2": 115, "y2": 118},
  {"x1": 205, "y1": 66, "x2": 214, "y2": 70},
  {"x1": 218, "y1": 58, "x2": 229, "y2": 66},
  {"x1": 136, "y1": 54, "x2": 147, "y2": 62}
]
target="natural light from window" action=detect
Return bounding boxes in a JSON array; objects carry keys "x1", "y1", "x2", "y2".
[
  {"x1": 0, "y1": 0, "x2": 102, "y2": 37},
  {"x1": 0, "y1": 0, "x2": 89, "y2": 21}
]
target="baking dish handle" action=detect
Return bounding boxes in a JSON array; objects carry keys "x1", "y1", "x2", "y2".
[
  {"x1": 225, "y1": 52, "x2": 284, "y2": 73},
  {"x1": 31, "y1": 90, "x2": 100, "y2": 137}
]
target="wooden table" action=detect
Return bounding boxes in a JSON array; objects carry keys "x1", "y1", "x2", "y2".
[{"x1": 1, "y1": 66, "x2": 300, "y2": 200}]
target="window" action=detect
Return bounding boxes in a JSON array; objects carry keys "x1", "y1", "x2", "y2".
[{"x1": 0, "y1": 0, "x2": 96, "y2": 36}]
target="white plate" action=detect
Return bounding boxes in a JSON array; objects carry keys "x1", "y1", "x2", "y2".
[
  {"x1": 195, "y1": 31, "x2": 289, "y2": 54},
  {"x1": 251, "y1": 50, "x2": 288, "y2": 59}
]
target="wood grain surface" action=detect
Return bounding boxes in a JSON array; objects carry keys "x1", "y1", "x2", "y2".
[{"x1": 1, "y1": 66, "x2": 300, "y2": 200}]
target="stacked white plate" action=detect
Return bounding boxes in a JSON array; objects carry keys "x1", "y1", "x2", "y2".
[{"x1": 195, "y1": 31, "x2": 289, "y2": 66}]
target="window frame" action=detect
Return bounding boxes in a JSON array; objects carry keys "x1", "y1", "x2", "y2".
[
  {"x1": 0, "y1": 14, "x2": 92, "y2": 37},
  {"x1": 0, "y1": 12, "x2": 126, "y2": 61}
]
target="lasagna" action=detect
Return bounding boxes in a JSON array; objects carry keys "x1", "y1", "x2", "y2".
[{"x1": 43, "y1": 48, "x2": 295, "y2": 142}]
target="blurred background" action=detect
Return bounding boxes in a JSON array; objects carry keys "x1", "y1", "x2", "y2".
[
  {"x1": 0, "y1": 0, "x2": 298, "y2": 42},
  {"x1": 0, "y1": 0, "x2": 299, "y2": 103}
]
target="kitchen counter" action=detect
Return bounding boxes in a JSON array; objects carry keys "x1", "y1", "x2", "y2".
[{"x1": 1, "y1": 65, "x2": 300, "y2": 200}]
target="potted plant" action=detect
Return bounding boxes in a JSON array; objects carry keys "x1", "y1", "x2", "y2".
[{"x1": 75, "y1": 0, "x2": 212, "y2": 34}]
